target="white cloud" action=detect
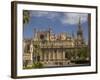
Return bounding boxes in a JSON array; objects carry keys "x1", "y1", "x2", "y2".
[
  {"x1": 30, "y1": 11, "x2": 88, "y2": 25},
  {"x1": 61, "y1": 13, "x2": 88, "y2": 25},
  {"x1": 30, "y1": 11, "x2": 49, "y2": 17},
  {"x1": 30, "y1": 11, "x2": 59, "y2": 19}
]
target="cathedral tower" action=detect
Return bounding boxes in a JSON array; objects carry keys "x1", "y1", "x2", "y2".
[{"x1": 77, "y1": 17, "x2": 84, "y2": 46}]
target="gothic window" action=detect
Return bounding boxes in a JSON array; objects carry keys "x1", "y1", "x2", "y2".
[
  {"x1": 65, "y1": 51, "x2": 71, "y2": 59},
  {"x1": 40, "y1": 34, "x2": 45, "y2": 40},
  {"x1": 27, "y1": 44, "x2": 30, "y2": 52},
  {"x1": 54, "y1": 50, "x2": 57, "y2": 53},
  {"x1": 65, "y1": 52, "x2": 68, "y2": 59},
  {"x1": 24, "y1": 44, "x2": 30, "y2": 53}
]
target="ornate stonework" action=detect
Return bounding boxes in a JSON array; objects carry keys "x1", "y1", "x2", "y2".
[{"x1": 23, "y1": 19, "x2": 89, "y2": 68}]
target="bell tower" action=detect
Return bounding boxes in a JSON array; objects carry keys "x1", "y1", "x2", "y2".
[{"x1": 77, "y1": 17, "x2": 84, "y2": 46}]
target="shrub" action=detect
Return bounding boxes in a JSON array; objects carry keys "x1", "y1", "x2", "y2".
[{"x1": 32, "y1": 62, "x2": 43, "y2": 68}]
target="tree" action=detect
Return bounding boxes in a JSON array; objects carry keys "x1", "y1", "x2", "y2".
[
  {"x1": 23, "y1": 10, "x2": 30, "y2": 24},
  {"x1": 77, "y1": 47, "x2": 88, "y2": 60}
]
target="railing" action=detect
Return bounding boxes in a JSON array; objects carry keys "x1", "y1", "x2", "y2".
[{"x1": 33, "y1": 40, "x2": 75, "y2": 48}]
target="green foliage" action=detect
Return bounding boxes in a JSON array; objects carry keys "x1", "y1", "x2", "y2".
[
  {"x1": 32, "y1": 62, "x2": 43, "y2": 68},
  {"x1": 77, "y1": 47, "x2": 89, "y2": 60},
  {"x1": 23, "y1": 62, "x2": 43, "y2": 69},
  {"x1": 23, "y1": 66, "x2": 33, "y2": 69},
  {"x1": 23, "y1": 10, "x2": 30, "y2": 24}
]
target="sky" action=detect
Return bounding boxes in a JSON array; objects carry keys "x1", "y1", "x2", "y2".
[{"x1": 23, "y1": 10, "x2": 89, "y2": 43}]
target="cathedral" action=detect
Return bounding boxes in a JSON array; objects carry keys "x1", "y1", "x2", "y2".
[{"x1": 23, "y1": 19, "x2": 89, "y2": 68}]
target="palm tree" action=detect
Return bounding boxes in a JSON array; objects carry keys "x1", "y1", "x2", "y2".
[{"x1": 23, "y1": 10, "x2": 30, "y2": 24}]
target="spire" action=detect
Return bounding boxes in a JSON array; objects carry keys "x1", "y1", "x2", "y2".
[
  {"x1": 48, "y1": 27, "x2": 52, "y2": 33},
  {"x1": 33, "y1": 28, "x2": 37, "y2": 41},
  {"x1": 33, "y1": 28, "x2": 36, "y2": 36},
  {"x1": 48, "y1": 27, "x2": 52, "y2": 41},
  {"x1": 78, "y1": 17, "x2": 82, "y2": 30},
  {"x1": 77, "y1": 17, "x2": 83, "y2": 35},
  {"x1": 72, "y1": 31, "x2": 75, "y2": 38},
  {"x1": 76, "y1": 16, "x2": 84, "y2": 46}
]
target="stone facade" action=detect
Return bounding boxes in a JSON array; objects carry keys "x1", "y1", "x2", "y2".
[{"x1": 23, "y1": 19, "x2": 89, "y2": 68}]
